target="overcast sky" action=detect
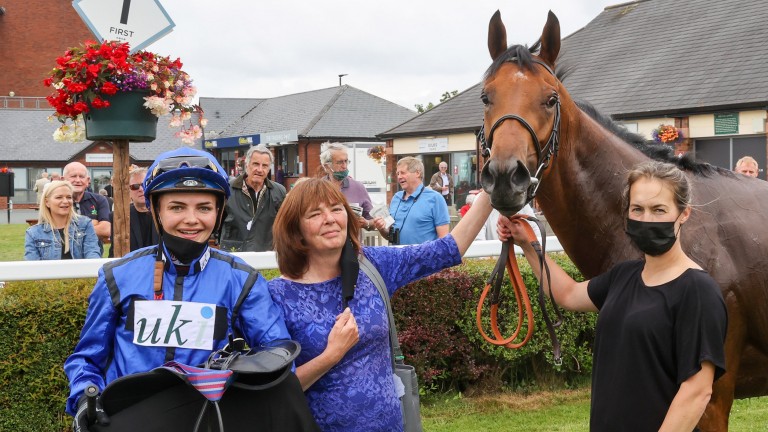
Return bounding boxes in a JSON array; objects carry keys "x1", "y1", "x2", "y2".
[{"x1": 148, "y1": 0, "x2": 614, "y2": 111}]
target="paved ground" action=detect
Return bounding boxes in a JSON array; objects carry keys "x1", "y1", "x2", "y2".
[{"x1": 1, "y1": 208, "x2": 40, "y2": 225}]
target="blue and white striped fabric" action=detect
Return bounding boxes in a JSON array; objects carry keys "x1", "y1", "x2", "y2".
[{"x1": 158, "y1": 361, "x2": 233, "y2": 402}]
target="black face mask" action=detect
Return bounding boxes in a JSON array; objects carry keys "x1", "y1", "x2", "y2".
[
  {"x1": 161, "y1": 231, "x2": 208, "y2": 264},
  {"x1": 625, "y1": 218, "x2": 679, "y2": 257}
]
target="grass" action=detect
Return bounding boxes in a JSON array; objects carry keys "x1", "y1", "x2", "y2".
[
  {"x1": 0, "y1": 223, "x2": 26, "y2": 261},
  {"x1": 423, "y1": 389, "x2": 768, "y2": 431},
  {"x1": 3, "y1": 223, "x2": 768, "y2": 429}
]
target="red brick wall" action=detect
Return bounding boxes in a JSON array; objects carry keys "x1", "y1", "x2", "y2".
[{"x1": 0, "y1": 0, "x2": 94, "y2": 98}]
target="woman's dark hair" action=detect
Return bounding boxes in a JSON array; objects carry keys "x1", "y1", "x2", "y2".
[{"x1": 273, "y1": 178, "x2": 361, "y2": 279}]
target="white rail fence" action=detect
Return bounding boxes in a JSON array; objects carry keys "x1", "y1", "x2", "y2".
[{"x1": 0, "y1": 238, "x2": 563, "y2": 282}]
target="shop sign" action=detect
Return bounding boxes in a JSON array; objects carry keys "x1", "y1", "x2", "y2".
[
  {"x1": 418, "y1": 138, "x2": 448, "y2": 153},
  {"x1": 714, "y1": 112, "x2": 739, "y2": 135},
  {"x1": 85, "y1": 153, "x2": 114, "y2": 163}
]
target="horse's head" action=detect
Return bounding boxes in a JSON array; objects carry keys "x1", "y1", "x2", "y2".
[{"x1": 480, "y1": 11, "x2": 562, "y2": 215}]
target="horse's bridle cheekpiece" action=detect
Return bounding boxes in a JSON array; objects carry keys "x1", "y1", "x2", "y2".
[{"x1": 478, "y1": 57, "x2": 561, "y2": 203}]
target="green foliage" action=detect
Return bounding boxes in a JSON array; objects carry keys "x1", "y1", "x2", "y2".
[
  {"x1": 0, "y1": 278, "x2": 95, "y2": 432},
  {"x1": 392, "y1": 254, "x2": 595, "y2": 393},
  {"x1": 414, "y1": 89, "x2": 458, "y2": 113}
]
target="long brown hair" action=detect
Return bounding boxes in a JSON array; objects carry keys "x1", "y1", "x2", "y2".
[{"x1": 273, "y1": 178, "x2": 361, "y2": 278}]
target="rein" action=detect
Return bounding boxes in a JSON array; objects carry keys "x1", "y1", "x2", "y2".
[
  {"x1": 476, "y1": 214, "x2": 563, "y2": 365},
  {"x1": 478, "y1": 58, "x2": 561, "y2": 203}
]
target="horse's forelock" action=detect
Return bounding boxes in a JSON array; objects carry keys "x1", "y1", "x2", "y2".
[{"x1": 483, "y1": 42, "x2": 541, "y2": 81}]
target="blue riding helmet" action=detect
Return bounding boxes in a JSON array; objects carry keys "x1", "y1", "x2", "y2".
[{"x1": 143, "y1": 147, "x2": 230, "y2": 210}]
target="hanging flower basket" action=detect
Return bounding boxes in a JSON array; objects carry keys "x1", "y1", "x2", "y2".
[
  {"x1": 83, "y1": 90, "x2": 158, "y2": 142},
  {"x1": 44, "y1": 40, "x2": 205, "y2": 144},
  {"x1": 651, "y1": 124, "x2": 684, "y2": 145},
  {"x1": 367, "y1": 145, "x2": 386, "y2": 164}
]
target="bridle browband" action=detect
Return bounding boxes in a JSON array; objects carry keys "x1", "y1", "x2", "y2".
[{"x1": 477, "y1": 58, "x2": 561, "y2": 203}]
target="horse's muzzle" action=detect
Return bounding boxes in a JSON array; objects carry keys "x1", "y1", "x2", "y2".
[{"x1": 481, "y1": 157, "x2": 531, "y2": 216}]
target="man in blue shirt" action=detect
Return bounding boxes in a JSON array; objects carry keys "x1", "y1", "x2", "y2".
[{"x1": 373, "y1": 156, "x2": 449, "y2": 244}]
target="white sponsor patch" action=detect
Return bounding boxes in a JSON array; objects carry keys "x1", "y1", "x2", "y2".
[{"x1": 133, "y1": 301, "x2": 217, "y2": 350}]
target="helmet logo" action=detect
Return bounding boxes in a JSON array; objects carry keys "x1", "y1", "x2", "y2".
[{"x1": 180, "y1": 179, "x2": 203, "y2": 188}]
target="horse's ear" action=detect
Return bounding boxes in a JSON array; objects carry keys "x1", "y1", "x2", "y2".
[
  {"x1": 539, "y1": 11, "x2": 561, "y2": 68},
  {"x1": 488, "y1": 10, "x2": 508, "y2": 61}
]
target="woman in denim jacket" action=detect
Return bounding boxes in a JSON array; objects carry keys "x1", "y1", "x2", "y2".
[{"x1": 24, "y1": 180, "x2": 101, "y2": 260}]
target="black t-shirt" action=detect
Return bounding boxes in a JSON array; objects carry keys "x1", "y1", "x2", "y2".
[
  {"x1": 58, "y1": 228, "x2": 72, "y2": 260},
  {"x1": 586, "y1": 260, "x2": 727, "y2": 431},
  {"x1": 133, "y1": 210, "x2": 156, "y2": 250}
]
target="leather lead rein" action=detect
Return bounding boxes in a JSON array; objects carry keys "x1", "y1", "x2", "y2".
[{"x1": 476, "y1": 214, "x2": 563, "y2": 365}]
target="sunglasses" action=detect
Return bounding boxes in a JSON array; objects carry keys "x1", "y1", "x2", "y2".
[
  {"x1": 150, "y1": 156, "x2": 219, "y2": 179},
  {"x1": 129, "y1": 184, "x2": 142, "y2": 191}
]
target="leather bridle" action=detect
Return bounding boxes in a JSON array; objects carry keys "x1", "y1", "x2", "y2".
[
  {"x1": 477, "y1": 58, "x2": 561, "y2": 203},
  {"x1": 476, "y1": 58, "x2": 564, "y2": 365}
]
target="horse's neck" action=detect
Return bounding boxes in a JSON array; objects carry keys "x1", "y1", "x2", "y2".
[{"x1": 538, "y1": 111, "x2": 646, "y2": 277}]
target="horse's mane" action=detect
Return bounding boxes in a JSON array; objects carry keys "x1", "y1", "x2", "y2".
[
  {"x1": 574, "y1": 100, "x2": 729, "y2": 177},
  {"x1": 484, "y1": 43, "x2": 730, "y2": 178}
]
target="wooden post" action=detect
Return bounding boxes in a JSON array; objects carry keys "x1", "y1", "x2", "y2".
[{"x1": 112, "y1": 139, "x2": 131, "y2": 257}]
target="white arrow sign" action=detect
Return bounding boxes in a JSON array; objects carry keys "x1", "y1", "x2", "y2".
[{"x1": 72, "y1": 0, "x2": 175, "y2": 52}]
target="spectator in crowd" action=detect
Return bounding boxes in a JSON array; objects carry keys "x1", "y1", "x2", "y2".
[
  {"x1": 373, "y1": 156, "x2": 449, "y2": 245},
  {"x1": 63, "y1": 148, "x2": 317, "y2": 431},
  {"x1": 459, "y1": 192, "x2": 476, "y2": 217},
  {"x1": 220, "y1": 144, "x2": 286, "y2": 251},
  {"x1": 24, "y1": 180, "x2": 101, "y2": 260},
  {"x1": 63, "y1": 162, "x2": 111, "y2": 252},
  {"x1": 33, "y1": 171, "x2": 50, "y2": 203},
  {"x1": 498, "y1": 161, "x2": 727, "y2": 431},
  {"x1": 98, "y1": 188, "x2": 113, "y2": 210},
  {"x1": 320, "y1": 142, "x2": 374, "y2": 230},
  {"x1": 734, "y1": 156, "x2": 759, "y2": 177},
  {"x1": 269, "y1": 178, "x2": 493, "y2": 432},
  {"x1": 50, "y1": 172, "x2": 62, "y2": 181},
  {"x1": 107, "y1": 167, "x2": 159, "y2": 257},
  {"x1": 429, "y1": 161, "x2": 454, "y2": 206},
  {"x1": 103, "y1": 177, "x2": 114, "y2": 198}
]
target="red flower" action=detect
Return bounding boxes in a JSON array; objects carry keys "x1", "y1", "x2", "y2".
[
  {"x1": 100, "y1": 82, "x2": 118, "y2": 95},
  {"x1": 66, "y1": 82, "x2": 88, "y2": 93},
  {"x1": 91, "y1": 98, "x2": 110, "y2": 109}
]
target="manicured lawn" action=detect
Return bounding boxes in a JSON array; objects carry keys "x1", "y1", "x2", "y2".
[
  {"x1": 0, "y1": 223, "x2": 26, "y2": 261},
  {"x1": 423, "y1": 389, "x2": 768, "y2": 431}
]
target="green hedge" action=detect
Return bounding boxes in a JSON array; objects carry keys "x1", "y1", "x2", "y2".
[
  {"x1": 0, "y1": 256, "x2": 591, "y2": 431},
  {"x1": 0, "y1": 278, "x2": 96, "y2": 432}
]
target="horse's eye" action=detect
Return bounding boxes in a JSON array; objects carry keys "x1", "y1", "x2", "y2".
[
  {"x1": 481, "y1": 93, "x2": 490, "y2": 106},
  {"x1": 546, "y1": 95, "x2": 558, "y2": 108}
]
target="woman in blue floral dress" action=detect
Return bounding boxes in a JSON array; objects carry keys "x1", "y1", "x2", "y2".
[{"x1": 269, "y1": 178, "x2": 492, "y2": 431}]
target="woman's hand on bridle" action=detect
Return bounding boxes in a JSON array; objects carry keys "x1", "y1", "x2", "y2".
[
  {"x1": 325, "y1": 307, "x2": 359, "y2": 363},
  {"x1": 497, "y1": 216, "x2": 527, "y2": 246}
]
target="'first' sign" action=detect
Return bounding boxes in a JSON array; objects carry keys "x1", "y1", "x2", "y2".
[{"x1": 73, "y1": 0, "x2": 175, "y2": 53}]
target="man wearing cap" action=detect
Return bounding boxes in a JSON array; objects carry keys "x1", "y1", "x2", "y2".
[{"x1": 220, "y1": 144, "x2": 286, "y2": 252}]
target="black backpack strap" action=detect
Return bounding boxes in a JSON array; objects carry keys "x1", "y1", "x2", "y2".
[{"x1": 230, "y1": 270, "x2": 259, "y2": 342}]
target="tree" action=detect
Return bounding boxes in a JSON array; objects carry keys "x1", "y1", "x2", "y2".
[{"x1": 415, "y1": 90, "x2": 459, "y2": 113}]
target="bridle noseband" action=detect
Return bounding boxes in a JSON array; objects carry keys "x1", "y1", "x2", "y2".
[{"x1": 478, "y1": 58, "x2": 561, "y2": 203}]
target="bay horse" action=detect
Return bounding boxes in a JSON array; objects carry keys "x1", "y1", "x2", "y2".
[{"x1": 480, "y1": 10, "x2": 768, "y2": 431}]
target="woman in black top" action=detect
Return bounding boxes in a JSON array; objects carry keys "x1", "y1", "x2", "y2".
[{"x1": 499, "y1": 161, "x2": 727, "y2": 431}]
